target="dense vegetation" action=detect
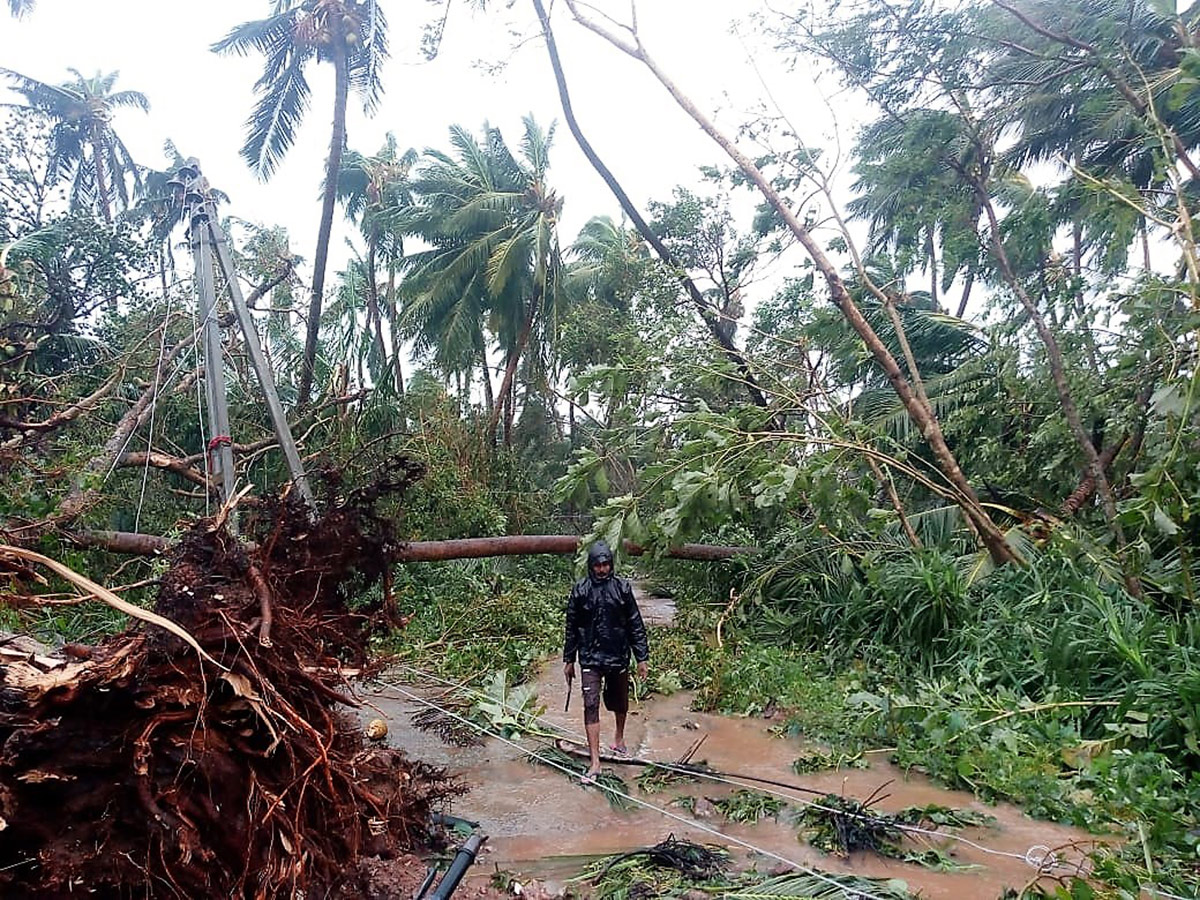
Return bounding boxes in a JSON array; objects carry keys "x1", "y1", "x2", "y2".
[{"x1": 3, "y1": 1, "x2": 1200, "y2": 897}]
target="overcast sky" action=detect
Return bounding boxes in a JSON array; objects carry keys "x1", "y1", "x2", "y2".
[{"x1": 0, "y1": 1, "x2": 854, "y2": 305}]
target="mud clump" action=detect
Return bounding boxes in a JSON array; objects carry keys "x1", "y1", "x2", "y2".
[{"x1": 0, "y1": 458, "x2": 465, "y2": 898}]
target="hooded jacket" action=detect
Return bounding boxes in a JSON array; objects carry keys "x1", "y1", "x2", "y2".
[{"x1": 563, "y1": 541, "x2": 649, "y2": 669}]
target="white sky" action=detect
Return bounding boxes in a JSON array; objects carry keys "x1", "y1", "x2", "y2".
[{"x1": 0, "y1": 0, "x2": 855, "y2": 307}]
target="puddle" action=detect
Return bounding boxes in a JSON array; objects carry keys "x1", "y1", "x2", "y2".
[
  {"x1": 364, "y1": 662, "x2": 1100, "y2": 899},
  {"x1": 633, "y1": 581, "x2": 676, "y2": 628}
]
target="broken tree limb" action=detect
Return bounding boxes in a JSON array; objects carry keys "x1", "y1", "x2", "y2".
[
  {"x1": 68, "y1": 530, "x2": 760, "y2": 562},
  {"x1": 0, "y1": 544, "x2": 223, "y2": 669},
  {"x1": 395, "y1": 536, "x2": 759, "y2": 562},
  {"x1": 55, "y1": 336, "x2": 195, "y2": 524},
  {"x1": 70, "y1": 530, "x2": 173, "y2": 555}
]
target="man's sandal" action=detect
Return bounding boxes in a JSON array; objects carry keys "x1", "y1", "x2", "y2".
[
  {"x1": 608, "y1": 744, "x2": 628, "y2": 757},
  {"x1": 580, "y1": 770, "x2": 600, "y2": 786}
]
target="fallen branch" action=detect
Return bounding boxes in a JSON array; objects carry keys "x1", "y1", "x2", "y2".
[{"x1": 0, "y1": 544, "x2": 222, "y2": 669}]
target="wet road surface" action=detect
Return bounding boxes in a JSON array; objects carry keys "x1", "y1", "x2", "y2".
[{"x1": 363, "y1": 655, "x2": 1101, "y2": 899}]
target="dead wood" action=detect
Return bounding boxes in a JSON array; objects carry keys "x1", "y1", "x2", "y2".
[
  {"x1": 0, "y1": 455, "x2": 465, "y2": 899},
  {"x1": 67, "y1": 530, "x2": 761, "y2": 563}
]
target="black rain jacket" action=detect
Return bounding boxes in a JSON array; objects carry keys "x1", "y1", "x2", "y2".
[{"x1": 563, "y1": 541, "x2": 649, "y2": 669}]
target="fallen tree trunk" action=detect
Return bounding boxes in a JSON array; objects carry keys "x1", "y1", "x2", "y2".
[
  {"x1": 70, "y1": 530, "x2": 761, "y2": 562},
  {"x1": 395, "y1": 536, "x2": 760, "y2": 562}
]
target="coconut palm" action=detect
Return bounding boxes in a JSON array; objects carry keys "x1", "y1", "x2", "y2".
[
  {"x1": 338, "y1": 133, "x2": 417, "y2": 394},
  {"x1": 981, "y1": 0, "x2": 1200, "y2": 184},
  {"x1": 213, "y1": 0, "x2": 389, "y2": 404},
  {"x1": 402, "y1": 117, "x2": 565, "y2": 443},
  {"x1": 7, "y1": 0, "x2": 35, "y2": 17},
  {"x1": 1, "y1": 68, "x2": 149, "y2": 223},
  {"x1": 848, "y1": 110, "x2": 986, "y2": 317}
]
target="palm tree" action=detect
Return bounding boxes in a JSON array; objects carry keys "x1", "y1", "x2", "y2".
[
  {"x1": 7, "y1": 0, "x2": 35, "y2": 17},
  {"x1": 1, "y1": 68, "x2": 149, "y2": 223},
  {"x1": 338, "y1": 133, "x2": 417, "y2": 394},
  {"x1": 401, "y1": 118, "x2": 565, "y2": 444},
  {"x1": 213, "y1": 0, "x2": 389, "y2": 404},
  {"x1": 848, "y1": 110, "x2": 985, "y2": 317}
]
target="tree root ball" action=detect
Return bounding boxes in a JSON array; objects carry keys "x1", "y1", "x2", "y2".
[{"x1": 0, "y1": 457, "x2": 464, "y2": 898}]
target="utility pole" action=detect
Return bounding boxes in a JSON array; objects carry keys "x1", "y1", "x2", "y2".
[{"x1": 175, "y1": 160, "x2": 316, "y2": 511}]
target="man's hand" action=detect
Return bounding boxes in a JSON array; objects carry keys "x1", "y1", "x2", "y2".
[
  {"x1": 636, "y1": 660, "x2": 648, "y2": 680},
  {"x1": 564, "y1": 662, "x2": 575, "y2": 682}
]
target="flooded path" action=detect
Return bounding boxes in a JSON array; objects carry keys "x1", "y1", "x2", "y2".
[{"x1": 364, "y1": 653, "x2": 1100, "y2": 899}]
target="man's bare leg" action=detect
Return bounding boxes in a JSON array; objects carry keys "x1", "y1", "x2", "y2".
[
  {"x1": 585, "y1": 720, "x2": 602, "y2": 778},
  {"x1": 612, "y1": 711, "x2": 628, "y2": 754}
]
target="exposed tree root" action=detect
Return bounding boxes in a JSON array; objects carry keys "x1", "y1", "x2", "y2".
[{"x1": 0, "y1": 457, "x2": 466, "y2": 899}]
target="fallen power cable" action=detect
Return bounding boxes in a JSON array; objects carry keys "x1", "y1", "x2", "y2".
[
  {"x1": 384, "y1": 663, "x2": 1098, "y2": 881},
  {"x1": 380, "y1": 679, "x2": 898, "y2": 900}
]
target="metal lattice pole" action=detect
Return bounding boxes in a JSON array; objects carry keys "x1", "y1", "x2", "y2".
[
  {"x1": 188, "y1": 189, "x2": 237, "y2": 507},
  {"x1": 177, "y1": 159, "x2": 315, "y2": 513}
]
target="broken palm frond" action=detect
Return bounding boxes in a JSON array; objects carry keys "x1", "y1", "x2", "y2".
[
  {"x1": 572, "y1": 835, "x2": 731, "y2": 898},
  {"x1": 0, "y1": 544, "x2": 223, "y2": 669},
  {"x1": 636, "y1": 762, "x2": 699, "y2": 794},
  {"x1": 791, "y1": 748, "x2": 868, "y2": 774},
  {"x1": 799, "y1": 790, "x2": 992, "y2": 871},
  {"x1": 712, "y1": 788, "x2": 787, "y2": 824},
  {"x1": 798, "y1": 789, "x2": 903, "y2": 858},
  {"x1": 892, "y1": 803, "x2": 994, "y2": 830},
  {"x1": 529, "y1": 745, "x2": 635, "y2": 810},
  {"x1": 722, "y1": 871, "x2": 915, "y2": 899},
  {"x1": 411, "y1": 703, "x2": 486, "y2": 747},
  {"x1": 0, "y1": 457, "x2": 465, "y2": 898}
]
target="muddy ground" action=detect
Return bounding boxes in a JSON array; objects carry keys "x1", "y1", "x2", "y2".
[{"x1": 364, "y1": 655, "x2": 1102, "y2": 900}]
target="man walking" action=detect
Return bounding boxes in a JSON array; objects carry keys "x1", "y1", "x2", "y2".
[{"x1": 563, "y1": 540, "x2": 650, "y2": 784}]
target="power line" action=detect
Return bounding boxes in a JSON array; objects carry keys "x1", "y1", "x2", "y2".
[
  {"x1": 383, "y1": 663, "x2": 1094, "y2": 879},
  {"x1": 379, "y1": 679, "x2": 896, "y2": 900}
]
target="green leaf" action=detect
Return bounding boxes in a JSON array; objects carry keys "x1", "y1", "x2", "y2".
[
  {"x1": 1153, "y1": 504, "x2": 1180, "y2": 536},
  {"x1": 1151, "y1": 383, "x2": 1186, "y2": 417}
]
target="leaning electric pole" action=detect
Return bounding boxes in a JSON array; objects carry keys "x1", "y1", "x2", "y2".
[{"x1": 175, "y1": 159, "x2": 316, "y2": 512}]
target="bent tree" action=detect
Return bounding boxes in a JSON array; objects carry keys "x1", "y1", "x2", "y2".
[{"x1": 548, "y1": 0, "x2": 1018, "y2": 566}]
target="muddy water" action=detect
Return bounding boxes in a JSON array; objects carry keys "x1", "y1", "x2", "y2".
[{"x1": 365, "y1": 656, "x2": 1100, "y2": 899}]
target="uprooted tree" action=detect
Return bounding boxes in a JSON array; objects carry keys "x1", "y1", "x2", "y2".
[{"x1": 0, "y1": 458, "x2": 466, "y2": 898}]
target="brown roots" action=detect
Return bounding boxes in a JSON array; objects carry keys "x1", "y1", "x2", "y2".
[{"x1": 0, "y1": 457, "x2": 465, "y2": 898}]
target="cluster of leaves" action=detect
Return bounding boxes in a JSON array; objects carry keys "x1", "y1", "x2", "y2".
[
  {"x1": 378, "y1": 556, "x2": 567, "y2": 683},
  {"x1": 571, "y1": 836, "x2": 730, "y2": 900},
  {"x1": 711, "y1": 788, "x2": 786, "y2": 824}
]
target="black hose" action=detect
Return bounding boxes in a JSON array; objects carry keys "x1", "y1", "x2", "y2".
[
  {"x1": 429, "y1": 832, "x2": 485, "y2": 899},
  {"x1": 413, "y1": 865, "x2": 438, "y2": 900}
]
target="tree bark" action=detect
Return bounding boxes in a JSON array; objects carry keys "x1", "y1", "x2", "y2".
[
  {"x1": 926, "y1": 229, "x2": 938, "y2": 310},
  {"x1": 557, "y1": 0, "x2": 1017, "y2": 566},
  {"x1": 364, "y1": 239, "x2": 390, "y2": 378},
  {"x1": 954, "y1": 268, "x2": 975, "y2": 319},
  {"x1": 487, "y1": 283, "x2": 539, "y2": 438},
  {"x1": 386, "y1": 264, "x2": 405, "y2": 396},
  {"x1": 973, "y1": 188, "x2": 1136, "y2": 590},
  {"x1": 298, "y1": 29, "x2": 350, "y2": 405},
  {"x1": 69, "y1": 530, "x2": 759, "y2": 562},
  {"x1": 479, "y1": 345, "x2": 494, "y2": 418},
  {"x1": 532, "y1": 0, "x2": 777, "y2": 423},
  {"x1": 92, "y1": 128, "x2": 113, "y2": 226}
]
